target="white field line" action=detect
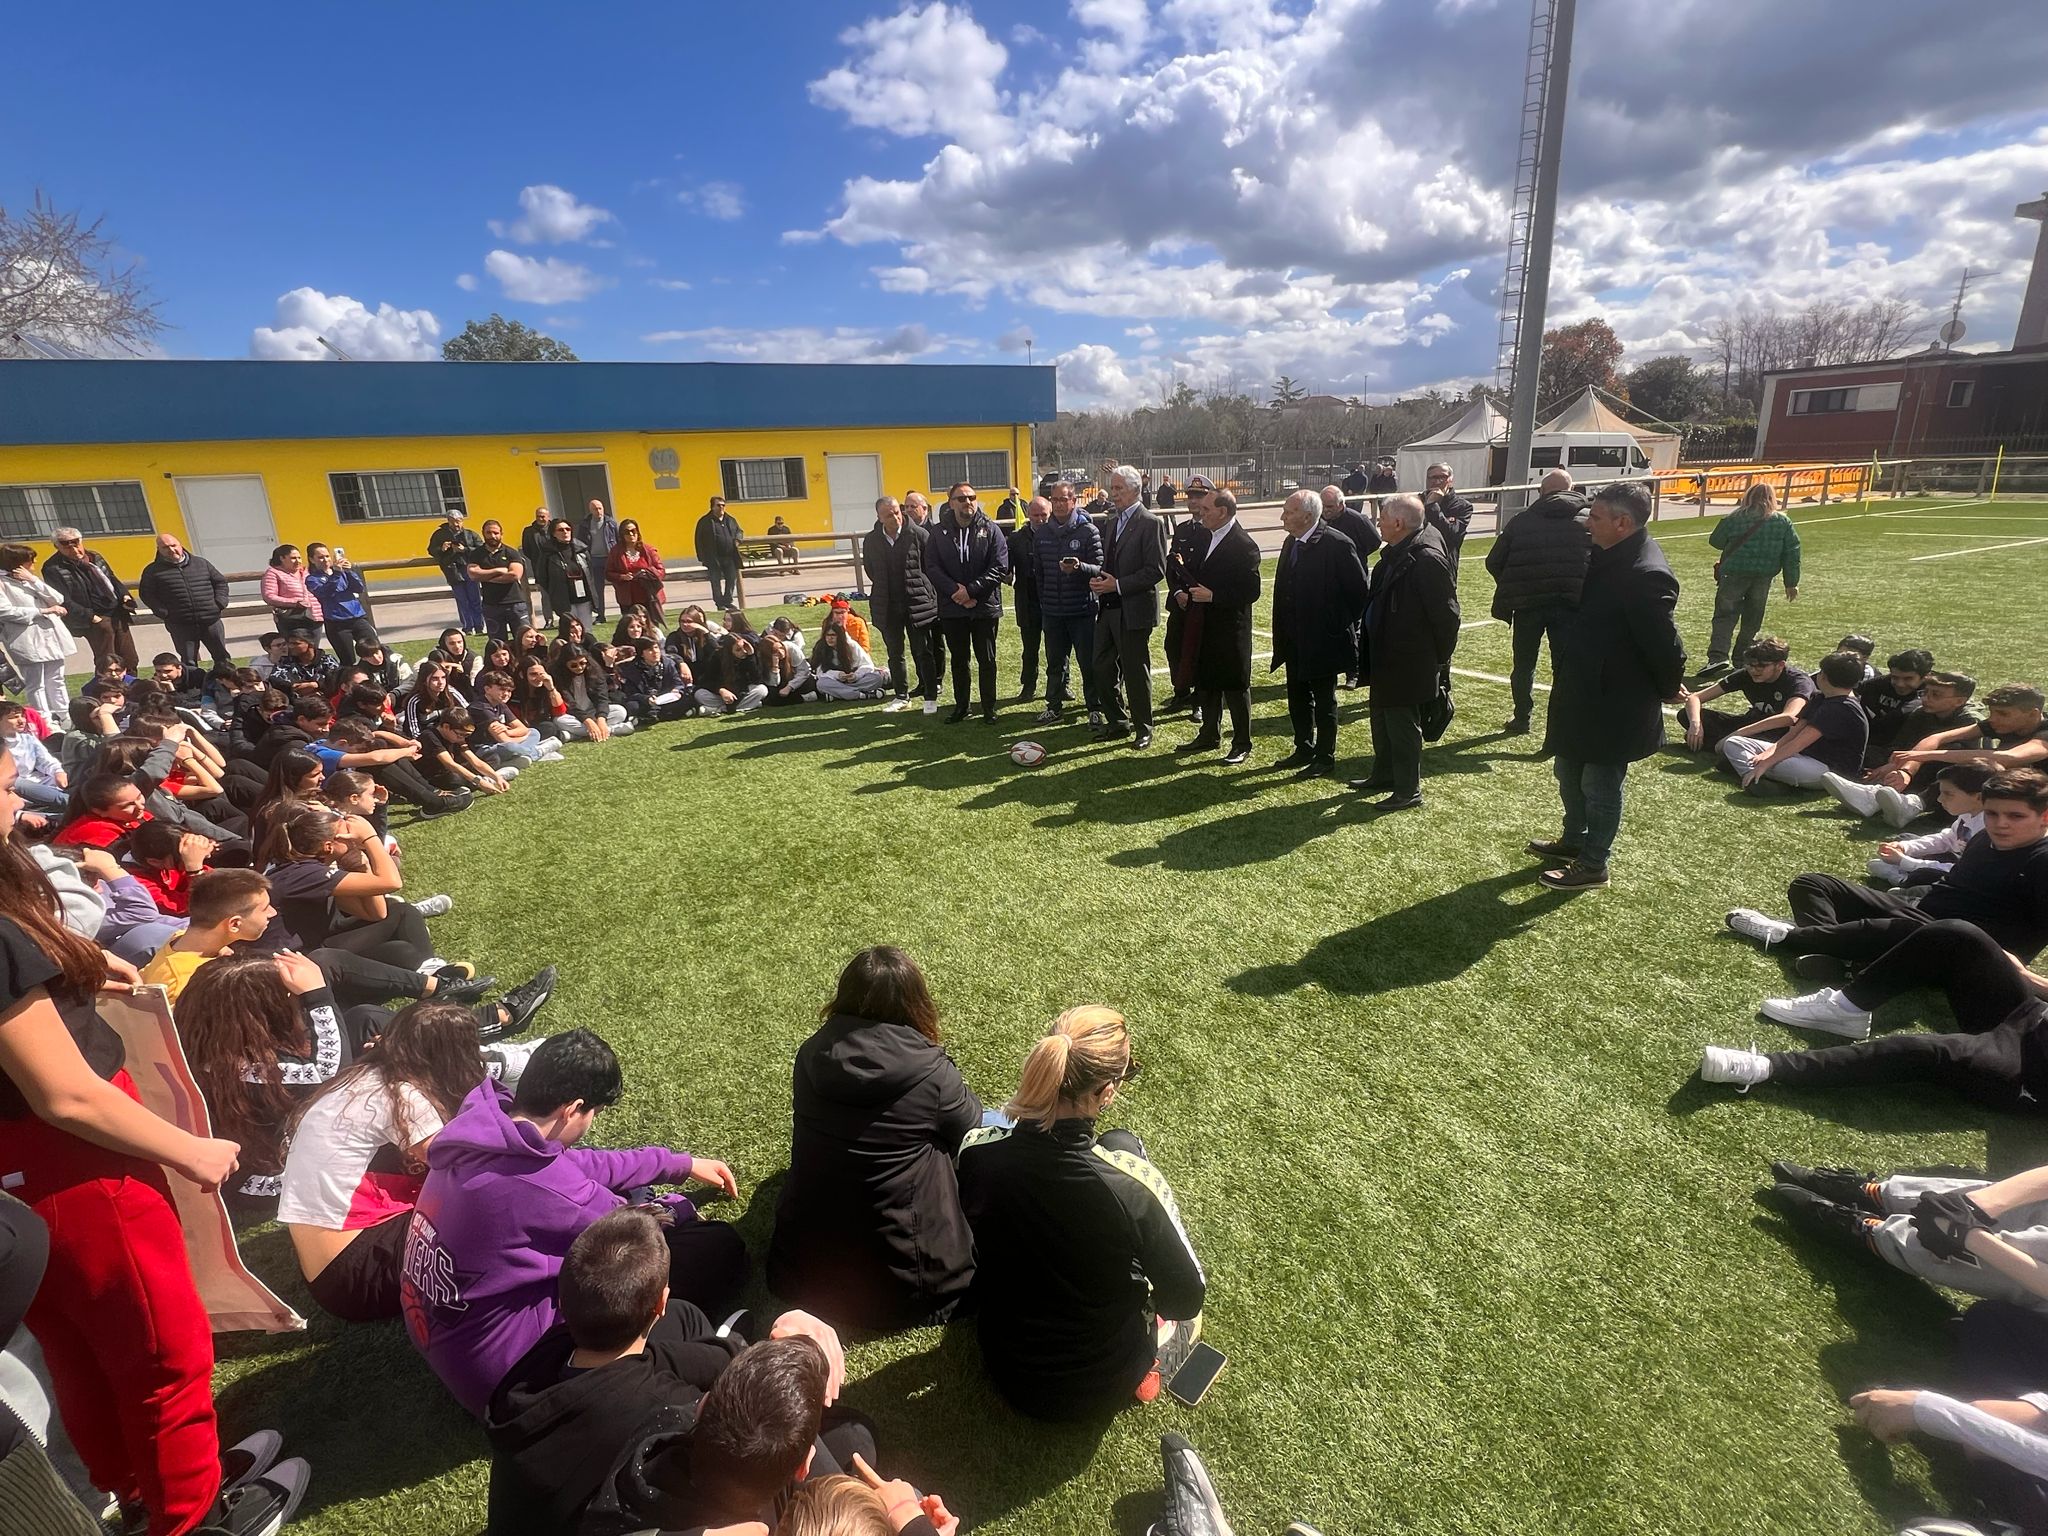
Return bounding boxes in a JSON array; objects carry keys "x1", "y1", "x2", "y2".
[
  {"x1": 1909, "y1": 536, "x2": 2048, "y2": 563},
  {"x1": 1654, "y1": 501, "x2": 1965, "y2": 540},
  {"x1": 1460, "y1": 618, "x2": 1501, "y2": 629}
]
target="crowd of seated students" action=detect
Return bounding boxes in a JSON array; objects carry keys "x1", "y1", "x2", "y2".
[{"x1": 1676, "y1": 630, "x2": 2048, "y2": 1528}]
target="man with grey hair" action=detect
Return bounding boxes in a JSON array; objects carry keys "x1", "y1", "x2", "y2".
[
  {"x1": 1535, "y1": 478, "x2": 1685, "y2": 890},
  {"x1": 40, "y1": 526, "x2": 138, "y2": 673},
  {"x1": 1084, "y1": 464, "x2": 1169, "y2": 748},
  {"x1": 1272, "y1": 489, "x2": 1369, "y2": 777},
  {"x1": 1422, "y1": 462, "x2": 1475, "y2": 577},
  {"x1": 861, "y1": 493, "x2": 934, "y2": 710},
  {"x1": 1484, "y1": 468, "x2": 1591, "y2": 734},
  {"x1": 1349, "y1": 494, "x2": 1459, "y2": 809},
  {"x1": 1319, "y1": 484, "x2": 1380, "y2": 689}
]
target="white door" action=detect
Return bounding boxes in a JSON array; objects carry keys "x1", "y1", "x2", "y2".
[
  {"x1": 825, "y1": 453, "x2": 882, "y2": 535},
  {"x1": 172, "y1": 475, "x2": 279, "y2": 597}
]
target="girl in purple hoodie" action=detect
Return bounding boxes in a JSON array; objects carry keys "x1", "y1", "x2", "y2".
[{"x1": 399, "y1": 1028, "x2": 749, "y2": 1417}]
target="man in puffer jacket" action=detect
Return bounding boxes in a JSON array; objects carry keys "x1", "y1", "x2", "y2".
[
  {"x1": 137, "y1": 532, "x2": 234, "y2": 670},
  {"x1": 1031, "y1": 481, "x2": 1105, "y2": 727},
  {"x1": 1485, "y1": 469, "x2": 1591, "y2": 735}
]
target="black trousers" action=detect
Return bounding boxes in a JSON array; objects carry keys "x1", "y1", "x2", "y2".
[
  {"x1": 1198, "y1": 688, "x2": 1250, "y2": 749},
  {"x1": 165, "y1": 619, "x2": 234, "y2": 671},
  {"x1": 1508, "y1": 605, "x2": 1566, "y2": 723},
  {"x1": 1840, "y1": 919, "x2": 2033, "y2": 1031},
  {"x1": 305, "y1": 946, "x2": 430, "y2": 1009},
  {"x1": 941, "y1": 612, "x2": 1000, "y2": 710},
  {"x1": 1699, "y1": 708, "x2": 1778, "y2": 750},
  {"x1": 705, "y1": 560, "x2": 740, "y2": 611},
  {"x1": 875, "y1": 609, "x2": 910, "y2": 697},
  {"x1": 1286, "y1": 670, "x2": 1338, "y2": 758},
  {"x1": 910, "y1": 623, "x2": 941, "y2": 701},
  {"x1": 482, "y1": 599, "x2": 529, "y2": 645},
  {"x1": 1368, "y1": 701, "x2": 1423, "y2": 796},
  {"x1": 1094, "y1": 615, "x2": 1155, "y2": 728},
  {"x1": 1014, "y1": 591, "x2": 1042, "y2": 695},
  {"x1": 372, "y1": 756, "x2": 456, "y2": 809},
  {"x1": 1784, "y1": 873, "x2": 1929, "y2": 960},
  {"x1": 323, "y1": 615, "x2": 381, "y2": 670},
  {"x1": 1767, "y1": 1019, "x2": 2040, "y2": 1113},
  {"x1": 1164, "y1": 606, "x2": 1191, "y2": 697},
  {"x1": 322, "y1": 902, "x2": 434, "y2": 972}
]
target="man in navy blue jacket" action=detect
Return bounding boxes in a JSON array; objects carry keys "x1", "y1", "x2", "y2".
[
  {"x1": 1033, "y1": 485, "x2": 1105, "y2": 728},
  {"x1": 923, "y1": 483, "x2": 1009, "y2": 723}
]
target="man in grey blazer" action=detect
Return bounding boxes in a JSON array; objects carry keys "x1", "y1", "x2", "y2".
[{"x1": 1085, "y1": 464, "x2": 1170, "y2": 748}]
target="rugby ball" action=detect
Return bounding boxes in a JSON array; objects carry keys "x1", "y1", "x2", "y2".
[{"x1": 1008, "y1": 740, "x2": 1048, "y2": 767}]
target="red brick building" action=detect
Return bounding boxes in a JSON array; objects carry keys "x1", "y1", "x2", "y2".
[{"x1": 1754, "y1": 346, "x2": 2048, "y2": 461}]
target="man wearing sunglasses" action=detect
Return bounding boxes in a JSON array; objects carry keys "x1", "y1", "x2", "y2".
[
  {"x1": 922, "y1": 482, "x2": 1008, "y2": 723},
  {"x1": 40, "y1": 526, "x2": 139, "y2": 673}
]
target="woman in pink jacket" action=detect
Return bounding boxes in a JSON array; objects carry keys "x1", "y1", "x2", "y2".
[{"x1": 261, "y1": 545, "x2": 323, "y2": 640}]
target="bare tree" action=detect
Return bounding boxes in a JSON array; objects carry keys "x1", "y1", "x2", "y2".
[{"x1": 0, "y1": 193, "x2": 163, "y2": 356}]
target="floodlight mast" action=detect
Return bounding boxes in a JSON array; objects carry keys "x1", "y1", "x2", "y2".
[{"x1": 1499, "y1": 0, "x2": 1578, "y2": 524}]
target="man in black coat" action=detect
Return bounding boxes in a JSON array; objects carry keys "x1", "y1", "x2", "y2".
[
  {"x1": 1175, "y1": 488, "x2": 1263, "y2": 765},
  {"x1": 1084, "y1": 465, "x2": 1170, "y2": 748},
  {"x1": 861, "y1": 495, "x2": 933, "y2": 710},
  {"x1": 1340, "y1": 463, "x2": 1372, "y2": 502},
  {"x1": 1535, "y1": 479, "x2": 1686, "y2": 890},
  {"x1": 1485, "y1": 469, "x2": 1592, "y2": 735},
  {"x1": 1162, "y1": 475, "x2": 1217, "y2": 716},
  {"x1": 1274, "y1": 490, "x2": 1370, "y2": 778},
  {"x1": 1422, "y1": 462, "x2": 1475, "y2": 581},
  {"x1": 1006, "y1": 499, "x2": 1047, "y2": 702},
  {"x1": 137, "y1": 532, "x2": 234, "y2": 670},
  {"x1": 41, "y1": 526, "x2": 139, "y2": 673},
  {"x1": 1350, "y1": 496, "x2": 1459, "y2": 810},
  {"x1": 694, "y1": 496, "x2": 744, "y2": 611},
  {"x1": 1318, "y1": 485, "x2": 1381, "y2": 689},
  {"x1": 520, "y1": 506, "x2": 558, "y2": 626},
  {"x1": 923, "y1": 482, "x2": 1008, "y2": 723}
]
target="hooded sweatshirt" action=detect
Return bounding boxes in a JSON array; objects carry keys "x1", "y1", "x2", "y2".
[
  {"x1": 401, "y1": 1079, "x2": 694, "y2": 1416},
  {"x1": 766, "y1": 1013, "x2": 981, "y2": 1330}
]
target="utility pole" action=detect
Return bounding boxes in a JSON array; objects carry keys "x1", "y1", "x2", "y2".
[{"x1": 1500, "y1": 0, "x2": 1578, "y2": 522}]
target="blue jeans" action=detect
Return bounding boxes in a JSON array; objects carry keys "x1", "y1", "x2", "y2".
[
  {"x1": 1554, "y1": 756, "x2": 1628, "y2": 868},
  {"x1": 1042, "y1": 610, "x2": 1100, "y2": 711},
  {"x1": 480, "y1": 728, "x2": 548, "y2": 765},
  {"x1": 14, "y1": 777, "x2": 68, "y2": 810},
  {"x1": 448, "y1": 576, "x2": 484, "y2": 633}
]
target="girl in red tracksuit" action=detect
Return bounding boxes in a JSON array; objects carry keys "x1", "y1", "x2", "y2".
[{"x1": 0, "y1": 751, "x2": 246, "y2": 1534}]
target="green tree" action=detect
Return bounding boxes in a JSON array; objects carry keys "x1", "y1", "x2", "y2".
[
  {"x1": 442, "y1": 313, "x2": 579, "y2": 362},
  {"x1": 1269, "y1": 374, "x2": 1307, "y2": 408},
  {"x1": 1536, "y1": 317, "x2": 1624, "y2": 409},
  {"x1": 1622, "y1": 354, "x2": 1710, "y2": 425}
]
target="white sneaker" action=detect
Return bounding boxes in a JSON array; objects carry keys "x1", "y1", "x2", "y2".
[
  {"x1": 1701, "y1": 1045, "x2": 1773, "y2": 1087},
  {"x1": 497, "y1": 766, "x2": 520, "y2": 782},
  {"x1": 1725, "y1": 908, "x2": 1794, "y2": 948},
  {"x1": 416, "y1": 957, "x2": 448, "y2": 975},
  {"x1": 411, "y1": 894, "x2": 454, "y2": 917},
  {"x1": 1875, "y1": 786, "x2": 1924, "y2": 829},
  {"x1": 1761, "y1": 988, "x2": 1872, "y2": 1038},
  {"x1": 537, "y1": 743, "x2": 567, "y2": 761},
  {"x1": 1867, "y1": 858, "x2": 1908, "y2": 886},
  {"x1": 882, "y1": 697, "x2": 912, "y2": 712},
  {"x1": 1821, "y1": 772, "x2": 1881, "y2": 818},
  {"x1": 922, "y1": 699, "x2": 939, "y2": 716}
]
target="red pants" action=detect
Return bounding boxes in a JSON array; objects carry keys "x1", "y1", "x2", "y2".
[{"x1": 0, "y1": 1072, "x2": 220, "y2": 1535}]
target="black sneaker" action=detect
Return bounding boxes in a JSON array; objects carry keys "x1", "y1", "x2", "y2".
[
  {"x1": 1794, "y1": 953, "x2": 1850, "y2": 985},
  {"x1": 497, "y1": 965, "x2": 559, "y2": 1036},
  {"x1": 417, "y1": 791, "x2": 473, "y2": 819},
  {"x1": 432, "y1": 972, "x2": 496, "y2": 1004},
  {"x1": 206, "y1": 1457, "x2": 311, "y2": 1536},
  {"x1": 1502, "y1": 716, "x2": 1531, "y2": 735},
  {"x1": 1758, "y1": 1183, "x2": 1877, "y2": 1247},
  {"x1": 1524, "y1": 838, "x2": 1581, "y2": 860},
  {"x1": 1538, "y1": 860, "x2": 1608, "y2": 890},
  {"x1": 219, "y1": 1430, "x2": 283, "y2": 1494},
  {"x1": 1769, "y1": 1162, "x2": 1884, "y2": 1214},
  {"x1": 1294, "y1": 756, "x2": 1335, "y2": 781},
  {"x1": 1694, "y1": 660, "x2": 1732, "y2": 681}
]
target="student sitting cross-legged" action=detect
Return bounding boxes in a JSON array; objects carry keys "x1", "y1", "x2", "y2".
[
  {"x1": 1678, "y1": 635, "x2": 1812, "y2": 756},
  {"x1": 1861, "y1": 681, "x2": 2048, "y2": 828},
  {"x1": 400, "y1": 1028, "x2": 750, "y2": 1417},
  {"x1": 486, "y1": 1208, "x2": 853, "y2": 1536},
  {"x1": 1720, "y1": 649, "x2": 1869, "y2": 795},
  {"x1": 1824, "y1": 668, "x2": 1981, "y2": 823},
  {"x1": 955, "y1": 1005, "x2": 1205, "y2": 1420},
  {"x1": 1867, "y1": 764, "x2": 1990, "y2": 886}
]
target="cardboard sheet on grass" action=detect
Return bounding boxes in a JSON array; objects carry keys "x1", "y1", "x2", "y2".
[{"x1": 102, "y1": 985, "x2": 305, "y2": 1335}]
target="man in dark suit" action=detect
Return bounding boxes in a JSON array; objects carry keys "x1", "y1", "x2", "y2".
[
  {"x1": 1084, "y1": 465, "x2": 1169, "y2": 748},
  {"x1": 1174, "y1": 488, "x2": 1263, "y2": 765},
  {"x1": 1162, "y1": 475, "x2": 1217, "y2": 717},
  {"x1": 861, "y1": 495, "x2": 931, "y2": 711},
  {"x1": 1535, "y1": 479, "x2": 1686, "y2": 890},
  {"x1": 1274, "y1": 490, "x2": 1370, "y2": 779},
  {"x1": 923, "y1": 482, "x2": 1009, "y2": 723},
  {"x1": 1349, "y1": 495, "x2": 1459, "y2": 811},
  {"x1": 1006, "y1": 499, "x2": 1047, "y2": 702},
  {"x1": 1318, "y1": 485, "x2": 1380, "y2": 689}
]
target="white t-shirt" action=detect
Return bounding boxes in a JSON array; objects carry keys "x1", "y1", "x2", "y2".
[{"x1": 277, "y1": 1073, "x2": 444, "y2": 1231}]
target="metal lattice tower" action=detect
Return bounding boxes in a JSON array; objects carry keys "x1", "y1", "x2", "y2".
[{"x1": 1495, "y1": 0, "x2": 1558, "y2": 394}]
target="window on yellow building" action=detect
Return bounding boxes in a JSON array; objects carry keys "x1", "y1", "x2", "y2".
[
  {"x1": 719, "y1": 457, "x2": 807, "y2": 502},
  {"x1": 0, "y1": 481, "x2": 154, "y2": 540},
  {"x1": 927, "y1": 452, "x2": 1011, "y2": 492},
  {"x1": 330, "y1": 469, "x2": 467, "y2": 522}
]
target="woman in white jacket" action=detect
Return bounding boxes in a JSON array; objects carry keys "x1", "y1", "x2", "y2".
[{"x1": 0, "y1": 543, "x2": 78, "y2": 722}]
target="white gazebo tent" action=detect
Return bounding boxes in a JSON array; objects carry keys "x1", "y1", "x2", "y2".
[
  {"x1": 1396, "y1": 395, "x2": 1507, "y2": 491},
  {"x1": 1535, "y1": 388, "x2": 1682, "y2": 473}
]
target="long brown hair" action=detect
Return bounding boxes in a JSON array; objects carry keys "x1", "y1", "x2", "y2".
[
  {"x1": 178, "y1": 953, "x2": 308, "y2": 1172},
  {"x1": 823, "y1": 946, "x2": 940, "y2": 1043},
  {"x1": 289, "y1": 1000, "x2": 485, "y2": 1169},
  {"x1": 0, "y1": 839, "x2": 105, "y2": 996},
  {"x1": 269, "y1": 802, "x2": 343, "y2": 865}
]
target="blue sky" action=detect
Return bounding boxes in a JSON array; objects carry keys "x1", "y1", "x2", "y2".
[{"x1": 7, "y1": 0, "x2": 2047, "y2": 408}]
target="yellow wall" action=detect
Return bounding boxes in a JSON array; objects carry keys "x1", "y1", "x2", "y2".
[{"x1": 0, "y1": 421, "x2": 1035, "y2": 581}]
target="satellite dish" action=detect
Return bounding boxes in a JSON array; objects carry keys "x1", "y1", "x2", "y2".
[{"x1": 1940, "y1": 318, "x2": 1967, "y2": 344}]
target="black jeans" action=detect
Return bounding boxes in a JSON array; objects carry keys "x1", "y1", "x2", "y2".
[
  {"x1": 322, "y1": 902, "x2": 435, "y2": 972},
  {"x1": 707, "y1": 561, "x2": 739, "y2": 611},
  {"x1": 323, "y1": 615, "x2": 381, "y2": 670},
  {"x1": 1368, "y1": 701, "x2": 1423, "y2": 796},
  {"x1": 303, "y1": 947, "x2": 430, "y2": 1008},
  {"x1": 1508, "y1": 604, "x2": 1566, "y2": 723},
  {"x1": 482, "y1": 598, "x2": 529, "y2": 645},
  {"x1": 1767, "y1": 1019, "x2": 2041, "y2": 1113},
  {"x1": 1285, "y1": 670, "x2": 1338, "y2": 758},
  {"x1": 1094, "y1": 616, "x2": 1155, "y2": 728},
  {"x1": 1784, "y1": 873, "x2": 1928, "y2": 961},
  {"x1": 941, "y1": 612, "x2": 1000, "y2": 711},
  {"x1": 1014, "y1": 590, "x2": 1042, "y2": 696},
  {"x1": 372, "y1": 756, "x2": 457, "y2": 809},
  {"x1": 1841, "y1": 918, "x2": 2034, "y2": 1031},
  {"x1": 875, "y1": 609, "x2": 911, "y2": 698},
  {"x1": 1198, "y1": 688, "x2": 1250, "y2": 749},
  {"x1": 165, "y1": 619, "x2": 234, "y2": 671},
  {"x1": 912, "y1": 623, "x2": 942, "y2": 702}
]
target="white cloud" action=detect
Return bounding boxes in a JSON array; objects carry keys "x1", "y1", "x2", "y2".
[
  {"x1": 649, "y1": 277, "x2": 693, "y2": 291},
  {"x1": 484, "y1": 250, "x2": 609, "y2": 304},
  {"x1": 1074, "y1": 0, "x2": 1150, "y2": 69},
  {"x1": 996, "y1": 325, "x2": 1036, "y2": 352},
  {"x1": 250, "y1": 287, "x2": 441, "y2": 361},
  {"x1": 781, "y1": 228, "x2": 825, "y2": 245},
  {"x1": 679, "y1": 182, "x2": 746, "y2": 221},
  {"x1": 454, "y1": 272, "x2": 478, "y2": 292},
  {"x1": 488, "y1": 183, "x2": 616, "y2": 245},
  {"x1": 808, "y1": 3, "x2": 1013, "y2": 152},
  {"x1": 641, "y1": 324, "x2": 952, "y2": 363}
]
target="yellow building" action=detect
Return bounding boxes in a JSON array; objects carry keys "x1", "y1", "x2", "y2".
[{"x1": 0, "y1": 359, "x2": 1053, "y2": 584}]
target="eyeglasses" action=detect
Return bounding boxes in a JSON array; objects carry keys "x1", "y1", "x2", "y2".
[
  {"x1": 55, "y1": 538, "x2": 81, "y2": 547},
  {"x1": 1119, "y1": 1057, "x2": 1143, "y2": 1084}
]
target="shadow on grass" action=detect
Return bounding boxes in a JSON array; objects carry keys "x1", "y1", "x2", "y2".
[{"x1": 1227, "y1": 869, "x2": 1571, "y2": 997}]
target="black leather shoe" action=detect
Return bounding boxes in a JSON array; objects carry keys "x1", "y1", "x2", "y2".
[
  {"x1": 1375, "y1": 793, "x2": 1424, "y2": 812},
  {"x1": 1174, "y1": 735, "x2": 1221, "y2": 755},
  {"x1": 1502, "y1": 717, "x2": 1531, "y2": 735},
  {"x1": 1347, "y1": 777, "x2": 1394, "y2": 793},
  {"x1": 1096, "y1": 721, "x2": 1131, "y2": 740},
  {"x1": 433, "y1": 972, "x2": 496, "y2": 1003},
  {"x1": 1294, "y1": 756, "x2": 1335, "y2": 780},
  {"x1": 1222, "y1": 743, "x2": 1252, "y2": 766},
  {"x1": 946, "y1": 705, "x2": 969, "y2": 724},
  {"x1": 1273, "y1": 750, "x2": 1313, "y2": 770},
  {"x1": 1132, "y1": 727, "x2": 1153, "y2": 749},
  {"x1": 1525, "y1": 838, "x2": 1580, "y2": 859}
]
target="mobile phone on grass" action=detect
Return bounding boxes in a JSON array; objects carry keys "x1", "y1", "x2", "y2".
[{"x1": 1166, "y1": 1341, "x2": 1228, "y2": 1406}]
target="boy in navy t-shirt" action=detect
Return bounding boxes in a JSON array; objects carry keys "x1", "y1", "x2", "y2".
[
  {"x1": 1682, "y1": 634, "x2": 1814, "y2": 752},
  {"x1": 1723, "y1": 650, "x2": 1870, "y2": 793}
]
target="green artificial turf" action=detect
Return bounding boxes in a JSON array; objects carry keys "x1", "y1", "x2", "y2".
[{"x1": 207, "y1": 496, "x2": 2048, "y2": 1535}]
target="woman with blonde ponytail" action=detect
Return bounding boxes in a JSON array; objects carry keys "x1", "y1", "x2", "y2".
[{"x1": 956, "y1": 1005, "x2": 1205, "y2": 1419}]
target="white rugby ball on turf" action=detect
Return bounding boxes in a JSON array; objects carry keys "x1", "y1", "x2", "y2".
[{"x1": 1009, "y1": 740, "x2": 1048, "y2": 767}]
